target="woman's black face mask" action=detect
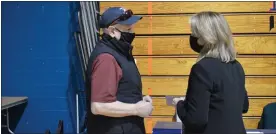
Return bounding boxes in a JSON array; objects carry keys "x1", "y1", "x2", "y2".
[{"x1": 189, "y1": 35, "x2": 203, "y2": 53}]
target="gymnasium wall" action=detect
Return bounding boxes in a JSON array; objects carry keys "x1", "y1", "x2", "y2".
[
  {"x1": 100, "y1": 2, "x2": 276, "y2": 133},
  {"x1": 2, "y1": 2, "x2": 80, "y2": 133}
]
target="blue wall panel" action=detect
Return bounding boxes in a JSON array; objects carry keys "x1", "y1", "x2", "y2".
[{"x1": 2, "y1": 1, "x2": 81, "y2": 133}]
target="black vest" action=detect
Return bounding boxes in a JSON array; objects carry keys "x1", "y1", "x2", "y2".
[{"x1": 86, "y1": 34, "x2": 145, "y2": 134}]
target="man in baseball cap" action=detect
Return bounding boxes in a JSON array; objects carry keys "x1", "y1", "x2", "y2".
[{"x1": 86, "y1": 7, "x2": 153, "y2": 134}]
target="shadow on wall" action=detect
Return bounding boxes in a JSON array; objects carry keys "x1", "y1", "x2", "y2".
[
  {"x1": 1, "y1": 103, "x2": 28, "y2": 134},
  {"x1": 66, "y1": 1, "x2": 87, "y2": 133}
]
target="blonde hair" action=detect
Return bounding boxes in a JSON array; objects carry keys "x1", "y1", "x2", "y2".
[{"x1": 190, "y1": 11, "x2": 236, "y2": 63}]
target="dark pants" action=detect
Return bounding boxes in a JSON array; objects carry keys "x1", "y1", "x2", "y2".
[{"x1": 87, "y1": 116, "x2": 146, "y2": 134}]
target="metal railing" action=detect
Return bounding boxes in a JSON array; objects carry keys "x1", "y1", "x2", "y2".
[{"x1": 74, "y1": 1, "x2": 100, "y2": 133}]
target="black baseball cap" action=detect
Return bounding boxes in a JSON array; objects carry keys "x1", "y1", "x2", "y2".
[{"x1": 99, "y1": 7, "x2": 142, "y2": 28}]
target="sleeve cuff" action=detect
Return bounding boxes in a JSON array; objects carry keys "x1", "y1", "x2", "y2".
[{"x1": 176, "y1": 100, "x2": 186, "y2": 120}]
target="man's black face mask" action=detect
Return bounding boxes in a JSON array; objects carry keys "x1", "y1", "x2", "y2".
[
  {"x1": 189, "y1": 35, "x2": 203, "y2": 53},
  {"x1": 116, "y1": 28, "x2": 136, "y2": 44},
  {"x1": 120, "y1": 31, "x2": 136, "y2": 44}
]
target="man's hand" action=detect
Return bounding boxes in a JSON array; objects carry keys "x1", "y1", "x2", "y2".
[
  {"x1": 172, "y1": 97, "x2": 185, "y2": 106},
  {"x1": 135, "y1": 101, "x2": 153, "y2": 117},
  {"x1": 143, "y1": 95, "x2": 153, "y2": 103}
]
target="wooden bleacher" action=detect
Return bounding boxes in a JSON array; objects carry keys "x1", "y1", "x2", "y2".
[{"x1": 100, "y1": 2, "x2": 276, "y2": 133}]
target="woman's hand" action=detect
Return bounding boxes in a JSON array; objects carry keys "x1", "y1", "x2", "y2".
[{"x1": 172, "y1": 97, "x2": 185, "y2": 106}]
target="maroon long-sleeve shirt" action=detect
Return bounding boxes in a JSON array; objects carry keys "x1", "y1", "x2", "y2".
[{"x1": 90, "y1": 53, "x2": 122, "y2": 103}]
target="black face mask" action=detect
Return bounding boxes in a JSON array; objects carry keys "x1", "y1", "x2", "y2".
[
  {"x1": 120, "y1": 32, "x2": 135, "y2": 44},
  {"x1": 190, "y1": 35, "x2": 203, "y2": 53},
  {"x1": 115, "y1": 28, "x2": 136, "y2": 44}
]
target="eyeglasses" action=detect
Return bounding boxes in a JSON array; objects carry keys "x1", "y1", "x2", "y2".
[{"x1": 108, "y1": 9, "x2": 133, "y2": 26}]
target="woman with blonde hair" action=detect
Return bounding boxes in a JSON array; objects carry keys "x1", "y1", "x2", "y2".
[{"x1": 173, "y1": 11, "x2": 249, "y2": 134}]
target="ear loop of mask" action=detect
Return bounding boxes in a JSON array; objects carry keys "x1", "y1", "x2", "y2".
[
  {"x1": 114, "y1": 27, "x2": 123, "y2": 33},
  {"x1": 108, "y1": 26, "x2": 120, "y2": 37},
  {"x1": 110, "y1": 27, "x2": 124, "y2": 36}
]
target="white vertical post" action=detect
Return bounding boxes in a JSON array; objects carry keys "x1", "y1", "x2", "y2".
[{"x1": 76, "y1": 94, "x2": 79, "y2": 133}]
